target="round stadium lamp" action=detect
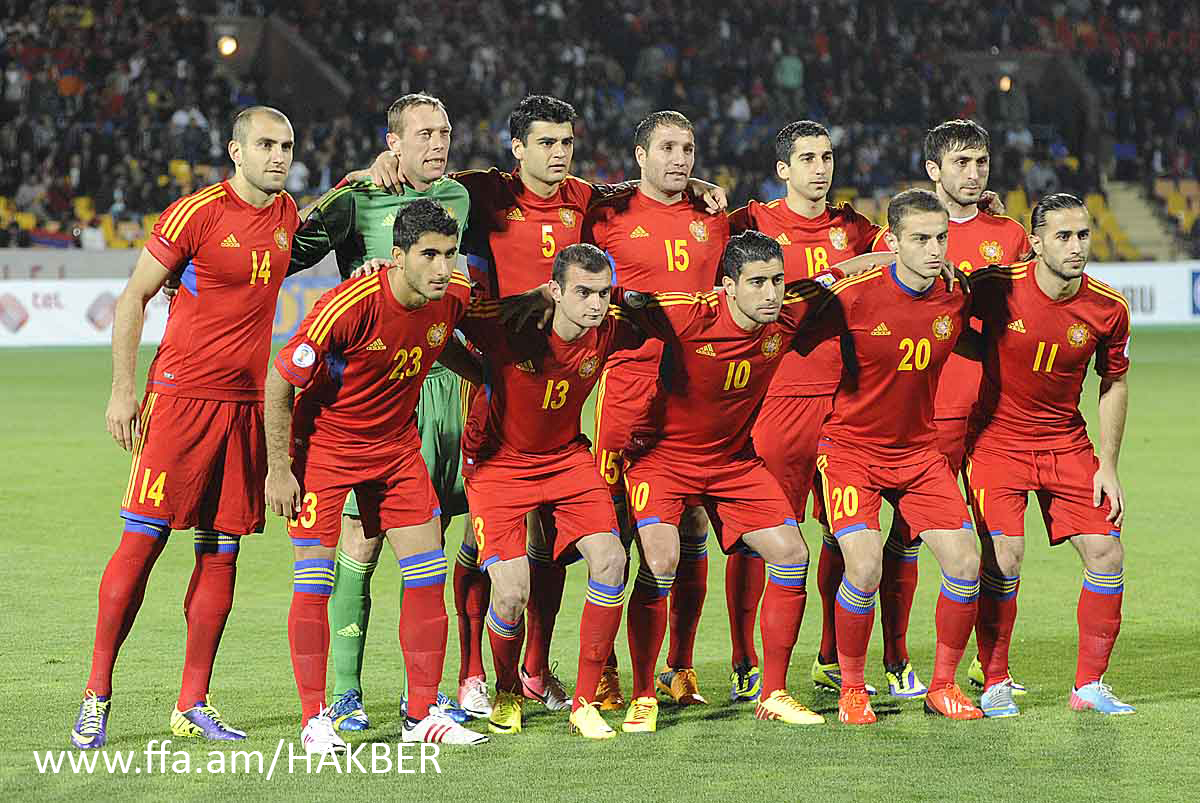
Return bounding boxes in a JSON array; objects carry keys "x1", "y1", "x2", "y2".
[
  {"x1": 998, "y1": 75, "x2": 1012, "y2": 93},
  {"x1": 217, "y1": 35, "x2": 238, "y2": 57}
]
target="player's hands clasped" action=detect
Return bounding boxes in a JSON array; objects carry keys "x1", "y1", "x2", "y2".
[
  {"x1": 1093, "y1": 463, "x2": 1125, "y2": 527},
  {"x1": 265, "y1": 468, "x2": 303, "y2": 519},
  {"x1": 105, "y1": 389, "x2": 141, "y2": 451}
]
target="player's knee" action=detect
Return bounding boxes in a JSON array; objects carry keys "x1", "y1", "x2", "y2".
[
  {"x1": 945, "y1": 542, "x2": 981, "y2": 581},
  {"x1": 679, "y1": 506, "x2": 710, "y2": 540},
  {"x1": 990, "y1": 536, "x2": 1024, "y2": 576},
  {"x1": 641, "y1": 549, "x2": 679, "y2": 580},
  {"x1": 586, "y1": 539, "x2": 626, "y2": 585},
  {"x1": 490, "y1": 581, "x2": 528, "y2": 621},
  {"x1": 340, "y1": 516, "x2": 379, "y2": 562},
  {"x1": 1084, "y1": 536, "x2": 1124, "y2": 574},
  {"x1": 843, "y1": 555, "x2": 882, "y2": 590}
]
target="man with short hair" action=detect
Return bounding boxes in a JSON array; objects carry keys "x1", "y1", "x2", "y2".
[
  {"x1": 964, "y1": 193, "x2": 1133, "y2": 717},
  {"x1": 266, "y1": 200, "x2": 488, "y2": 754},
  {"x1": 72, "y1": 107, "x2": 303, "y2": 750},
  {"x1": 804, "y1": 188, "x2": 985, "y2": 725},
  {"x1": 289, "y1": 92, "x2": 474, "y2": 730}
]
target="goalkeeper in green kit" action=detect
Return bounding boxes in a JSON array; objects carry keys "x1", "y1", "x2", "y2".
[{"x1": 287, "y1": 93, "x2": 478, "y2": 728}]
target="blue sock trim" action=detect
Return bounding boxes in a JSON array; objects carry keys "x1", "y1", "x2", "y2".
[
  {"x1": 122, "y1": 520, "x2": 169, "y2": 538},
  {"x1": 486, "y1": 606, "x2": 522, "y2": 639},
  {"x1": 835, "y1": 577, "x2": 876, "y2": 614},
  {"x1": 1082, "y1": 569, "x2": 1124, "y2": 595},
  {"x1": 194, "y1": 531, "x2": 240, "y2": 554},
  {"x1": 586, "y1": 579, "x2": 625, "y2": 608},
  {"x1": 766, "y1": 561, "x2": 808, "y2": 588},
  {"x1": 293, "y1": 558, "x2": 335, "y2": 595},
  {"x1": 980, "y1": 569, "x2": 1019, "y2": 599},
  {"x1": 397, "y1": 549, "x2": 447, "y2": 588},
  {"x1": 635, "y1": 563, "x2": 674, "y2": 598},
  {"x1": 940, "y1": 571, "x2": 981, "y2": 604}
]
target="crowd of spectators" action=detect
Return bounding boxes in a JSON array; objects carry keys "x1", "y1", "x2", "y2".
[{"x1": 0, "y1": 0, "x2": 1195, "y2": 249}]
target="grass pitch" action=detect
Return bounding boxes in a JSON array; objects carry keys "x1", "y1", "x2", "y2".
[{"x1": 2, "y1": 327, "x2": 1198, "y2": 801}]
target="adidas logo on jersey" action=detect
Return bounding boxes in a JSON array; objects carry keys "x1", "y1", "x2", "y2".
[
  {"x1": 630, "y1": 225, "x2": 650, "y2": 239},
  {"x1": 695, "y1": 343, "x2": 716, "y2": 357},
  {"x1": 871, "y1": 323, "x2": 892, "y2": 336},
  {"x1": 365, "y1": 338, "x2": 387, "y2": 351},
  {"x1": 776, "y1": 232, "x2": 792, "y2": 246},
  {"x1": 1007, "y1": 319, "x2": 1027, "y2": 333},
  {"x1": 337, "y1": 623, "x2": 362, "y2": 638},
  {"x1": 220, "y1": 234, "x2": 240, "y2": 248},
  {"x1": 506, "y1": 208, "x2": 525, "y2": 221}
]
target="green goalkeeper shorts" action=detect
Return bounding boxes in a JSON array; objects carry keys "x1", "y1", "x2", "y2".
[{"x1": 341, "y1": 364, "x2": 472, "y2": 522}]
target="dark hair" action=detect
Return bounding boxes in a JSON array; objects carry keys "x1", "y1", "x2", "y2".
[
  {"x1": 509, "y1": 95, "x2": 577, "y2": 143},
  {"x1": 721, "y1": 230, "x2": 784, "y2": 280},
  {"x1": 393, "y1": 199, "x2": 458, "y2": 250},
  {"x1": 887, "y1": 188, "x2": 947, "y2": 234},
  {"x1": 1030, "y1": 192, "x2": 1087, "y2": 232},
  {"x1": 552, "y1": 243, "x2": 611, "y2": 287},
  {"x1": 634, "y1": 110, "x2": 694, "y2": 152},
  {"x1": 775, "y1": 120, "x2": 831, "y2": 164},
  {"x1": 387, "y1": 93, "x2": 446, "y2": 136},
  {"x1": 923, "y1": 119, "x2": 990, "y2": 166},
  {"x1": 231, "y1": 106, "x2": 291, "y2": 144}
]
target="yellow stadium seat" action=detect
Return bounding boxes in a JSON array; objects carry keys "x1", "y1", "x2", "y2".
[
  {"x1": 1166, "y1": 192, "x2": 1187, "y2": 226},
  {"x1": 1084, "y1": 193, "x2": 1107, "y2": 213},
  {"x1": 1004, "y1": 188, "x2": 1029, "y2": 221},
  {"x1": 1178, "y1": 178, "x2": 1200, "y2": 200},
  {"x1": 169, "y1": 159, "x2": 192, "y2": 184},
  {"x1": 143, "y1": 214, "x2": 160, "y2": 235},
  {"x1": 1090, "y1": 232, "x2": 1112, "y2": 261},
  {"x1": 833, "y1": 188, "x2": 857, "y2": 205},
  {"x1": 1154, "y1": 178, "x2": 1175, "y2": 201},
  {"x1": 15, "y1": 211, "x2": 36, "y2": 230},
  {"x1": 73, "y1": 196, "x2": 95, "y2": 222}
]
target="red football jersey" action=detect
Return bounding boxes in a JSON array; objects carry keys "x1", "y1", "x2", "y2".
[
  {"x1": 144, "y1": 181, "x2": 300, "y2": 401},
  {"x1": 457, "y1": 168, "x2": 616, "y2": 297},
  {"x1": 274, "y1": 270, "x2": 474, "y2": 455},
  {"x1": 618, "y1": 284, "x2": 823, "y2": 463},
  {"x1": 799, "y1": 265, "x2": 971, "y2": 463},
  {"x1": 458, "y1": 303, "x2": 645, "y2": 467},
  {"x1": 585, "y1": 190, "x2": 731, "y2": 377},
  {"x1": 873, "y1": 210, "x2": 1029, "y2": 419},
  {"x1": 730, "y1": 199, "x2": 879, "y2": 396},
  {"x1": 968, "y1": 262, "x2": 1131, "y2": 451}
]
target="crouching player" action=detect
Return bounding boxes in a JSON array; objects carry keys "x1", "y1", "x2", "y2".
[
  {"x1": 458, "y1": 243, "x2": 645, "y2": 739},
  {"x1": 264, "y1": 200, "x2": 488, "y2": 754},
  {"x1": 964, "y1": 193, "x2": 1133, "y2": 717}
]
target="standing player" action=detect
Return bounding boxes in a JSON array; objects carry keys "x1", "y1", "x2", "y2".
[
  {"x1": 963, "y1": 194, "x2": 1132, "y2": 717},
  {"x1": 804, "y1": 189, "x2": 984, "y2": 725},
  {"x1": 289, "y1": 93, "x2": 475, "y2": 729},
  {"x1": 726, "y1": 121, "x2": 887, "y2": 702},
  {"x1": 265, "y1": 200, "x2": 487, "y2": 754},
  {"x1": 854, "y1": 119, "x2": 1030, "y2": 696},
  {"x1": 364, "y1": 96, "x2": 727, "y2": 714},
  {"x1": 458, "y1": 244, "x2": 642, "y2": 739},
  {"x1": 585, "y1": 110, "x2": 730, "y2": 709},
  {"x1": 614, "y1": 231, "x2": 826, "y2": 732},
  {"x1": 71, "y1": 107, "x2": 302, "y2": 749}
]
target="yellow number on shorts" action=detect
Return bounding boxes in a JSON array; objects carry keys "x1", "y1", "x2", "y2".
[
  {"x1": 723, "y1": 359, "x2": 751, "y2": 390},
  {"x1": 472, "y1": 516, "x2": 486, "y2": 552},
  {"x1": 830, "y1": 485, "x2": 859, "y2": 520},
  {"x1": 541, "y1": 378, "x2": 569, "y2": 410},
  {"x1": 804, "y1": 246, "x2": 829, "y2": 275},
  {"x1": 665, "y1": 239, "x2": 689, "y2": 272},
  {"x1": 389, "y1": 346, "x2": 423, "y2": 381},
  {"x1": 1032, "y1": 341, "x2": 1059, "y2": 373},
  {"x1": 288, "y1": 492, "x2": 318, "y2": 529},
  {"x1": 137, "y1": 469, "x2": 167, "y2": 507},
  {"x1": 628, "y1": 481, "x2": 650, "y2": 513},
  {"x1": 599, "y1": 449, "x2": 621, "y2": 485},
  {"x1": 250, "y1": 250, "x2": 271, "y2": 285},
  {"x1": 540, "y1": 224, "x2": 556, "y2": 258},
  {"x1": 897, "y1": 337, "x2": 931, "y2": 371}
]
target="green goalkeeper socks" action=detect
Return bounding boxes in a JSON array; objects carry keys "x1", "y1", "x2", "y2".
[{"x1": 329, "y1": 551, "x2": 381, "y2": 697}]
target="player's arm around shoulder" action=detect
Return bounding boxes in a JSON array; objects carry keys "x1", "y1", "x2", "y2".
[{"x1": 289, "y1": 183, "x2": 359, "y2": 275}]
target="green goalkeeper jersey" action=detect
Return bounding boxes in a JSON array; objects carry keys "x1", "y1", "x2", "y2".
[
  {"x1": 289, "y1": 176, "x2": 471, "y2": 377},
  {"x1": 289, "y1": 176, "x2": 471, "y2": 277}
]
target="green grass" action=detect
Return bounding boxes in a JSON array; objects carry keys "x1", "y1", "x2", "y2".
[{"x1": 2, "y1": 328, "x2": 1199, "y2": 801}]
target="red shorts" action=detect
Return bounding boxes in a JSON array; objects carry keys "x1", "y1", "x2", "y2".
[
  {"x1": 120, "y1": 392, "x2": 265, "y2": 535},
  {"x1": 593, "y1": 368, "x2": 658, "y2": 497},
  {"x1": 288, "y1": 445, "x2": 441, "y2": 547},
  {"x1": 752, "y1": 394, "x2": 833, "y2": 523},
  {"x1": 465, "y1": 446, "x2": 618, "y2": 571},
  {"x1": 934, "y1": 416, "x2": 969, "y2": 474},
  {"x1": 965, "y1": 444, "x2": 1120, "y2": 544},
  {"x1": 814, "y1": 442, "x2": 972, "y2": 542},
  {"x1": 624, "y1": 451, "x2": 795, "y2": 553}
]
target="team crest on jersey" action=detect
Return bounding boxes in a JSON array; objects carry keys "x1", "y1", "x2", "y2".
[
  {"x1": 578, "y1": 355, "x2": 599, "y2": 378},
  {"x1": 559, "y1": 209, "x2": 577, "y2": 228},
  {"x1": 979, "y1": 240, "x2": 1003, "y2": 263},
  {"x1": 829, "y1": 227, "x2": 848, "y2": 251},
  {"x1": 689, "y1": 220, "x2": 708, "y2": 242},
  {"x1": 761, "y1": 333, "x2": 783, "y2": 359},
  {"x1": 274, "y1": 226, "x2": 289, "y2": 251},
  {"x1": 516, "y1": 360, "x2": 536, "y2": 372},
  {"x1": 932, "y1": 314, "x2": 954, "y2": 341},
  {"x1": 1067, "y1": 322, "x2": 1090, "y2": 347},
  {"x1": 426, "y1": 322, "x2": 448, "y2": 347}
]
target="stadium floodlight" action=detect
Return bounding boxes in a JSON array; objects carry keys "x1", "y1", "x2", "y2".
[{"x1": 217, "y1": 35, "x2": 238, "y2": 57}]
